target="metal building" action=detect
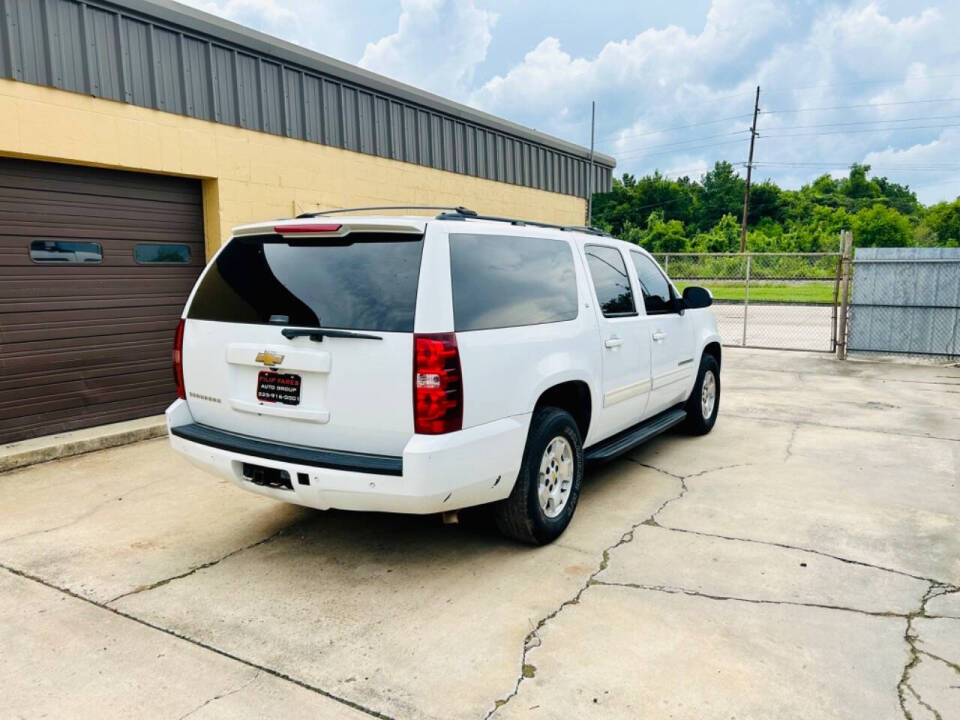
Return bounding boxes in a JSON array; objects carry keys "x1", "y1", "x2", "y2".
[{"x1": 0, "y1": 0, "x2": 615, "y2": 443}]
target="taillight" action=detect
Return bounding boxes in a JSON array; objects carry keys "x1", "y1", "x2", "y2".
[
  {"x1": 173, "y1": 318, "x2": 185, "y2": 400},
  {"x1": 413, "y1": 333, "x2": 462, "y2": 434}
]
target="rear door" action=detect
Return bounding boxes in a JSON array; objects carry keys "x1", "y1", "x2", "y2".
[
  {"x1": 181, "y1": 224, "x2": 426, "y2": 456},
  {"x1": 629, "y1": 251, "x2": 696, "y2": 414},
  {"x1": 583, "y1": 244, "x2": 652, "y2": 438}
]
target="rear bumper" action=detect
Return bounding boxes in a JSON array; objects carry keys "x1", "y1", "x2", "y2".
[{"x1": 165, "y1": 399, "x2": 528, "y2": 514}]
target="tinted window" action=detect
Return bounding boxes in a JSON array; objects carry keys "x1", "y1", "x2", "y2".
[
  {"x1": 585, "y1": 245, "x2": 635, "y2": 317},
  {"x1": 630, "y1": 252, "x2": 676, "y2": 314},
  {"x1": 450, "y1": 234, "x2": 578, "y2": 331},
  {"x1": 135, "y1": 244, "x2": 191, "y2": 263},
  {"x1": 29, "y1": 240, "x2": 102, "y2": 263},
  {"x1": 188, "y1": 232, "x2": 424, "y2": 332}
]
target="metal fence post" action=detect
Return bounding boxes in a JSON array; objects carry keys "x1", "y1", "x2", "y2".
[
  {"x1": 829, "y1": 239, "x2": 843, "y2": 352},
  {"x1": 664, "y1": 254, "x2": 670, "y2": 277},
  {"x1": 836, "y1": 231, "x2": 853, "y2": 360},
  {"x1": 742, "y1": 254, "x2": 751, "y2": 346}
]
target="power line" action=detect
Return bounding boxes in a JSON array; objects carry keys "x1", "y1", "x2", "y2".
[
  {"x1": 597, "y1": 113, "x2": 752, "y2": 143},
  {"x1": 761, "y1": 123, "x2": 960, "y2": 139},
  {"x1": 600, "y1": 129, "x2": 750, "y2": 155},
  {"x1": 760, "y1": 72, "x2": 960, "y2": 95},
  {"x1": 763, "y1": 113, "x2": 960, "y2": 131},
  {"x1": 751, "y1": 161, "x2": 960, "y2": 171},
  {"x1": 761, "y1": 97, "x2": 960, "y2": 114},
  {"x1": 616, "y1": 138, "x2": 747, "y2": 161}
]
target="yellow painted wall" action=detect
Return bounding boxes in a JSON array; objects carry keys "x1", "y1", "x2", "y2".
[{"x1": 0, "y1": 79, "x2": 587, "y2": 258}]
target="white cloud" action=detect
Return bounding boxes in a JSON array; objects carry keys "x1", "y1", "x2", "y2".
[
  {"x1": 466, "y1": 1, "x2": 960, "y2": 203},
  {"x1": 359, "y1": 0, "x2": 498, "y2": 100},
  {"x1": 177, "y1": 0, "x2": 296, "y2": 27}
]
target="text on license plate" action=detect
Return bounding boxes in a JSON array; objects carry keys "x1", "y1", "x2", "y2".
[{"x1": 256, "y1": 370, "x2": 302, "y2": 405}]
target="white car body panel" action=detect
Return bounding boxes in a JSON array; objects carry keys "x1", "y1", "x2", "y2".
[{"x1": 169, "y1": 214, "x2": 721, "y2": 515}]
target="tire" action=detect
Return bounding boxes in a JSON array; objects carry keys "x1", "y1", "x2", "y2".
[
  {"x1": 683, "y1": 354, "x2": 720, "y2": 435},
  {"x1": 494, "y1": 407, "x2": 584, "y2": 545}
]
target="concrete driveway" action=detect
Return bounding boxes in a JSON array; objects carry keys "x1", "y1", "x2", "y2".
[{"x1": 2, "y1": 349, "x2": 958, "y2": 720}]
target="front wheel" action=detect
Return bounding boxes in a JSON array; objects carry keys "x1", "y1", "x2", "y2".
[
  {"x1": 683, "y1": 354, "x2": 720, "y2": 435},
  {"x1": 494, "y1": 407, "x2": 584, "y2": 545}
]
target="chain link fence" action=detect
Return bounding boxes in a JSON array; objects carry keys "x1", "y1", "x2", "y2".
[{"x1": 654, "y1": 252, "x2": 843, "y2": 352}]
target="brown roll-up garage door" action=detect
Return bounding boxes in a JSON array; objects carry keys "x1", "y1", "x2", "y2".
[{"x1": 0, "y1": 157, "x2": 205, "y2": 444}]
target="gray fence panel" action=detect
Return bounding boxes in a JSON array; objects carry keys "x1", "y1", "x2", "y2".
[{"x1": 849, "y1": 247, "x2": 960, "y2": 358}]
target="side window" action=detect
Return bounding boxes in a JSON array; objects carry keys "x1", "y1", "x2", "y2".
[
  {"x1": 585, "y1": 245, "x2": 636, "y2": 317},
  {"x1": 135, "y1": 244, "x2": 191, "y2": 264},
  {"x1": 449, "y1": 233, "x2": 578, "y2": 331},
  {"x1": 29, "y1": 240, "x2": 102, "y2": 264},
  {"x1": 630, "y1": 251, "x2": 676, "y2": 315}
]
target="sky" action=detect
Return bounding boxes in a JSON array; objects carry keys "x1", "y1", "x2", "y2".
[{"x1": 179, "y1": 0, "x2": 960, "y2": 205}]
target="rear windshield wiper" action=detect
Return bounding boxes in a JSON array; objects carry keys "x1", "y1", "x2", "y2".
[{"x1": 281, "y1": 327, "x2": 382, "y2": 342}]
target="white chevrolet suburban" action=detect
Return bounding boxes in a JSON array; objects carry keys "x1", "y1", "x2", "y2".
[{"x1": 167, "y1": 207, "x2": 721, "y2": 544}]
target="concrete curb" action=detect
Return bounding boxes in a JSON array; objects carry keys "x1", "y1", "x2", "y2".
[{"x1": 0, "y1": 416, "x2": 167, "y2": 474}]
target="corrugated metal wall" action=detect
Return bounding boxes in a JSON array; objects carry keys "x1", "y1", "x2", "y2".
[
  {"x1": 848, "y1": 247, "x2": 960, "y2": 359},
  {"x1": 0, "y1": 0, "x2": 613, "y2": 198}
]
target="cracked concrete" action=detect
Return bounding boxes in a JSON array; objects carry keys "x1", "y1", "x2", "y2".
[
  {"x1": 0, "y1": 348, "x2": 958, "y2": 719},
  {"x1": 0, "y1": 438, "x2": 311, "y2": 603},
  {"x1": 0, "y1": 571, "x2": 368, "y2": 719}
]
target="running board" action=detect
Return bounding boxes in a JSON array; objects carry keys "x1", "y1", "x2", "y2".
[{"x1": 584, "y1": 407, "x2": 687, "y2": 463}]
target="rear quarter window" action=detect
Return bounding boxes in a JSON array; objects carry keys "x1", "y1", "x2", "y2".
[
  {"x1": 449, "y1": 233, "x2": 578, "y2": 331},
  {"x1": 188, "y1": 232, "x2": 424, "y2": 332}
]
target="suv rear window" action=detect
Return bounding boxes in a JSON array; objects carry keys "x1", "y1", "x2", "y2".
[
  {"x1": 449, "y1": 233, "x2": 578, "y2": 331},
  {"x1": 188, "y1": 232, "x2": 424, "y2": 331}
]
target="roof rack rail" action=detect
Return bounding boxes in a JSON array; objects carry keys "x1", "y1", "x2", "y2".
[
  {"x1": 297, "y1": 205, "x2": 477, "y2": 218},
  {"x1": 435, "y1": 209, "x2": 611, "y2": 237}
]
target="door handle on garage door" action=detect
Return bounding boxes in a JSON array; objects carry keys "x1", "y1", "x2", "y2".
[
  {"x1": 604, "y1": 337, "x2": 624, "y2": 349},
  {"x1": 652, "y1": 330, "x2": 667, "y2": 342}
]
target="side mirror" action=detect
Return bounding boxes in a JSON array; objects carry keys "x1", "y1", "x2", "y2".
[{"x1": 682, "y1": 286, "x2": 712, "y2": 309}]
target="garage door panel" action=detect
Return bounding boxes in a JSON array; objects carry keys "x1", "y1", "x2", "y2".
[
  {"x1": 0, "y1": 192, "x2": 203, "y2": 221},
  {"x1": 1, "y1": 315, "x2": 180, "y2": 344},
  {"x1": 0, "y1": 392, "x2": 176, "y2": 440},
  {"x1": 0, "y1": 294, "x2": 193, "y2": 314},
  {"x1": 0, "y1": 208, "x2": 203, "y2": 236},
  {"x1": 0, "y1": 184, "x2": 202, "y2": 212},
  {"x1": 0, "y1": 357, "x2": 170, "y2": 393},
  {"x1": 2, "y1": 331, "x2": 174, "y2": 367},
  {"x1": 0, "y1": 157, "x2": 204, "y2": 443},
  {"x1": 0, "y1": 277, "x2": 199, "y2": 299},
  {"x1": 0, "y1": 369, "x2": 172, "y2": 419},
  {"x1": 0, "y1": 160, "x2": 202, "y2": 204},
  {"x1": 0, "y1": 304, "x2": 185, "y2": 328}
]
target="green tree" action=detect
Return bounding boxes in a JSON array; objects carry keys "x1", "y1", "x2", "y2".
[
  {"x1": 694, "y1": 161, "x2": 745, "y2": 232},
  {"x1": 852, "y1": 204, "x2": 913, "y2": 247},
  {"x1": 641, "y1": 210, "x2": 688, "y2": 252},
  {"x1": 918, "y1": 198, "x2": 960, "y2": 246},
  {"x1": 590, "y1": 161, "x2": 954, "y2": 252},
  {"x1": 691, "y1": 213, "x2": 740, "y2": 252}
]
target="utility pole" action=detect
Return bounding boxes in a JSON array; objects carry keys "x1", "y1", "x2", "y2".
[
  {"x1": 739, "y1": 85, "x2": 760, "y2": 253},
  {"x1": 586, "y1": 100, "x2": 596, "y2": 226}
]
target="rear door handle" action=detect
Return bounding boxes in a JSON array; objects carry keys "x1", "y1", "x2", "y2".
[
  {"x1": 604, "y1": 337, "x2": 624, "y2": 349},
  {"x1": 652, "y1": 331, "x2": 667, "y2": 342}
]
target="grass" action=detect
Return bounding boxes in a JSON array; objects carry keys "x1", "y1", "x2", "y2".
[{"x1": 675, "y1": 280, "x2": 836, "y2": 304}]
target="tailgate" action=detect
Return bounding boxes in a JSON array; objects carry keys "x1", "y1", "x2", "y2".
[{"x1": 181, "y1": 229, "x2": 424, "y2": 456}]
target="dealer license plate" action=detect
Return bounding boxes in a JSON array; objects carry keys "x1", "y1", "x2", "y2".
[{"x1": 256, "y1": 371, "x2": 302, "y2": 405}]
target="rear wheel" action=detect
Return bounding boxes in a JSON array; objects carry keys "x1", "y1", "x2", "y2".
[
  {"x1": 683, "y1": 354, "x2": 720, "y2": 435},
  {"x1": 494, "y1": 407, "x2": 583, "y2": 545}
]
